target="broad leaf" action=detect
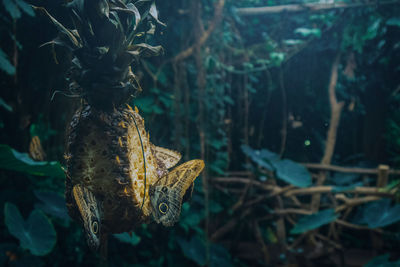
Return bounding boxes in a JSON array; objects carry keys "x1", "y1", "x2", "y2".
[
  {"x1": 0, "y1": 49, "x2": 16, "y2": 75},
  {"x1": 241, "y1": 145, "x2": 277, "y2": 170},
  {"x1": 295, "y1": 27, "x2": 321, "y2": 38},
  {"x1": 2, "y1": 0, "x2": 21, "y2": 19},
  {"x1": 359, "y1": 199, "x2": 400, "y2": 228},
  {"x1": 290, "y1": 209, "x2": 338, "y2": 234},
  {"x1": 210, "y1": 244, "x2": 232, "y2": 267},
  {"x1": 113, "y1": 232, "x2": 141, "y2": 246},
  {"x1": 386, "y1": 17, "x2": 400, "y2": 27},
  {"x1": 4, "y1": 203, "x2": 56, "y2": 256},
  {"x1": 273, "y1": 159, "x2": 311, "y2": 188},
  {"x1": 34, "y1": 191, "x2": 70, "y2": 222},
  {"x1": 242, "y1": 145, "x2": 311, "y2": 187},
  {"x1": 0, "y1": 97, "x2": 13, "y2": 112},
  {"x1": 0, "y1": 144, "x2": 65, "y2": 178},
  {"x1": 15, "y1": 0, "x2": 34, "y2": 16},
  {"x1": 177, "y1": 236, "x2": 206, "y2": 266}
]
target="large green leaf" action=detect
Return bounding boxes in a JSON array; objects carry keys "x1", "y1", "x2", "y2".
[
  {"x1": 15, "y1": 0, "x2": 34, "y2": 16},
  {"x1": 0, "y1": 144, "x2": 65, "y2": 178},
  {"x1": 241, "y1": 145, "x2": 311, "y2": 187},
  {"x1": 177, "y1": 236, "x2": 206, "y2": 266},
  {"x1": 2, "y1": 0, "x2": 21, "y2": 19},
  {"x1": 113, "y1": 232, "x2": 141, "y2": 246},
  {"x1": 294, "y1": 27, "x2": 321, "y2": 38},
  {"x1": 359, "y1": 199, "x2": 400, "y2": 228},
  {"x1": 241, "y1": 145, "x2": 277, "y2": 170},
  {"x1": 386, "y1": 17, "x2": 400, "y2": 27},
  {"x1": 290, "y1": 209, "x2": 338, "y2": 234},
  {"x1": 210, "y1": 244, "x2": 232, "y2": 267},
  {"x1": 4, "y1": 203, "x2": 56, "y2": 256},
  {"x1": 0, "y1": 49, "x2": 16, "y2": 75},
  {"x1": 273, "y1": 159, "x2": 311, "y2": 188},
  {"x1": 34, "y1": 191, "x2": 70, "y2": 222}
]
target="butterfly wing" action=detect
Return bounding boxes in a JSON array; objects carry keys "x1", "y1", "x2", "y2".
[
  {"x1": 72, "y1": 185, "x2": 102, "y2": 251},
  {"x1": 168, "y1": 159, "x2": 205, "y2": 199},
  {"x1": 149, "y1": 159, "x2": 204, "y2": 226},
  {"x1": 29, "y1": 136, "x2": 46, "y2": 161},
  {"x1": 151, "y1": 144, "x2": 182, "y2": 169}
]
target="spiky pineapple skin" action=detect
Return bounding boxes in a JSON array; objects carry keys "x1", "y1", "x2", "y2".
[{"x1": 65, "y1": 104, "x2": 159, "y2": 233}]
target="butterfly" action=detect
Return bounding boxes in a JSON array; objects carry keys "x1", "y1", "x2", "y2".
[
  {"x1": 149, "y1": 159, "x2": 204, "y2": 227},
  {"x1": 29, "y1": 136, "x2": 46, "y2": 161},
  {"x1": 72, "y1": 184, "x2": 102, "y2": 251}
]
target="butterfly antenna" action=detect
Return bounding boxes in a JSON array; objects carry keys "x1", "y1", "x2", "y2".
[{"x1": 132, "y1": 113, "x2": 146, "y2": 211}]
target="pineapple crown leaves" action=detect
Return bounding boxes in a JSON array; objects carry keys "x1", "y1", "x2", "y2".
[{"x1": 34, "y1": 0, "x2": 164, "y2": 109}]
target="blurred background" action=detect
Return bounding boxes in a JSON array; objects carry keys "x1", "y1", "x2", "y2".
[{"x1": 1, "y1": 0, "x2": 400, "y2": 266}]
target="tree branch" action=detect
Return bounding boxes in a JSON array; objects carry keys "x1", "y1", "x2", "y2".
[
  {"x1": 235, "y1": 1, "x2": 400, "y2": 16},
  {"x1": 173, "y1": 0, "x2": 225, "y2": 62}
]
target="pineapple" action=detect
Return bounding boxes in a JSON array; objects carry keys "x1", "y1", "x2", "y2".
[{"x1": 35, "y1": 0, "x2": 204, "y2": 251}]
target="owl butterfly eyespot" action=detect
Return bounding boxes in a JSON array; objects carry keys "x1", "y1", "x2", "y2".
[
  {"x1": 72, "y1": 185, "x2": 102, "y2": 251},
  {"x1": 149, "y1": 160, "x2": 204, "y2": 227}
]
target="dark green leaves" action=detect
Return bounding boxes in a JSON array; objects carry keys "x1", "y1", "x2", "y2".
[
  {"x1": 2, "y1": 0, "x2": 34, "y2": 18},
  {"x1": 34, "y1": 191, "x2": 70, "y2": 221},
  {"x1": 294, "y1": 27, "x2": 321, "y2": 38},
  {"x1": 356, "y1": 199, "x2": 400, "y2": 228},
  {"x1": 177, "y1": 236, "x2": 206, "y2": 266},
  {"x1": 241, "y1": 145, "x2": 311, "y2": 187},
  {"x1": 3, "y1": 0, "x2": 21, "y2": 19},
  {"x1": 0, "y1": 144, "x2": 65, "y2": 179},
  {"x1": 0, "y1": 49, "x2": 16, "y2": 75},
  {"x1": 273, "y1": 159, "x2": 311, "y2": 188},
  {"x1": 0, "y1": 97, "x2": 13, "y2": 112},
  {"x1": 4, "y1": 203, "x2": 56, "y2": 256},
  {"x1": 290, "y1": 209, "x2": 338, "y2": 234},
  {"x1": 113, "y1": 232, "x2": 141, "y2": 246},
  {"x1": 386, "y1": 17, "x2": 400, "y2": 27},
  {"x1": 177, "y1": 236, "x2": 232, "y2": 267}
]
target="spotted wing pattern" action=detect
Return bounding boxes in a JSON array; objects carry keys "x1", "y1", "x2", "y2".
[{"x1": 149, "y1": 160, "x2": 204, "y2": 226}]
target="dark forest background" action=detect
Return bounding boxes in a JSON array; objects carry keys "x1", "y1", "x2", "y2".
[{"x1": 1, "y1": 0, "x2": 400, "y2": 266}]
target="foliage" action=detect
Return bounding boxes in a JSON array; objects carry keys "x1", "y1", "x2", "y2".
[
  {"x1": 4, "y1": 202, "x2": 56, "y2": 256},
  {"x1": 0, "y1": 144, "x2": 64, "y2": 178},
  {"x1": 242, "y1": 145, "x2": 311, "y2": 187},
  {"x1": 1, "y1": 0, "x2": 400, "y2": 266},
  {"x1": 290, "y1": 209, "x2": 338, "y2": 234},
  {"x1": 354, "y1": 199, "x2": 400, "y2": 229}
]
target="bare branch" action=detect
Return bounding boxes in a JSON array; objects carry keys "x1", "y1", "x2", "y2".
[{"x1": 235, "y1": 1, "x2": 400, "y2": 16}]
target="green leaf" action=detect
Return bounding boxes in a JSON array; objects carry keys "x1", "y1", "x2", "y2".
[
  {"x1": 149, "y1": 2, "x2": 166, "y2": 27},
  {"x1": 0, "y1": 144, "x2": 65, "y2": 178},
  {"x1": 364, "y1": 254, "x2": 400, "y2": 267},
  {"x1": 290, "y1": 209, "x2": 338, "y2": 234},
  {"x1": 34, "y1": 191, "x2": 70, "y2": 222},
  {"x1": 210, "y1": 244, "x2": 232, "y2": 267},
  {"x1": 4, "y1": 203, "x2": 56, "y2": 256},
  {"x1": 294, "y1": 27, "x2": 321, "y2": 38},
  {"x1": 15, "y1": 0, "x2": 34, "y2": 16},
  {"x1": 0, "y1": 97, "x2": 13, "y2": 112},
  {"x1": 0, "y1": 48, "x2": 16, "y2": 75},
  {"x1": 360, "y1": 199, "x2": 400, "y2": 228},
  {"x1": 283, "y1": 39, "x2": 303, "y2": 46},
  {"x1": 269, "y1": 52, "x2": 285, "y2": 66},
  {"x1": 273, "y1": 159, "x2": 311, "y2": 188},
  {"x1": 242, "y1": 145, "x2": 311, "y2": 187},
  {"x1": 2, "y1": 0, "x2": 21, "y2": 19},
  {"x1": 241, "y1": 145, "x2": 277, "y2": 170},
  {"x1": 113, "y1": 232, "x2": 141, "y2": 246},
  {"x1": 386, "y1": 17, "x2": 400, "y2": 27},
  {"x1": 177, "y1": 236, "x2": 206, "y2": 266}
]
